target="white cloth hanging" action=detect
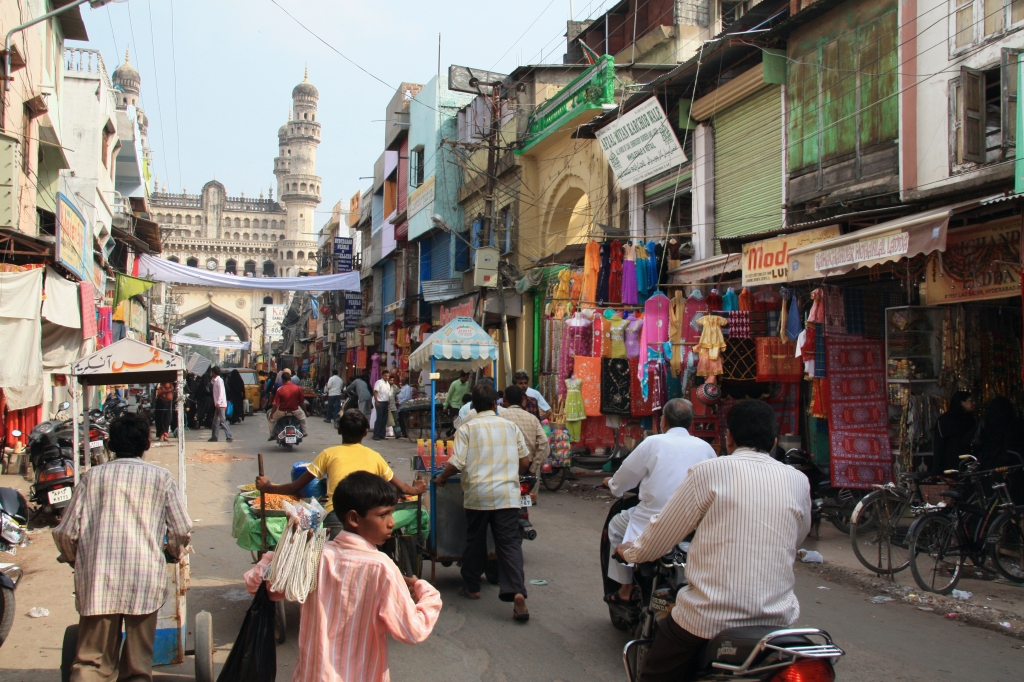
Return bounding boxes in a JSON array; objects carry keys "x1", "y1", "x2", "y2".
[
  {"x1": 0, "y1": 269, "x2": 43, "y2": 389},
  {"x1": 42, "y1": 267, "x2": 82, "y2": 328}
]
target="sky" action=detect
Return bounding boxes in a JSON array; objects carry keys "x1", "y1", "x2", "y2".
[{"x1": 74, "y1": 0, "x2": 619, "y2": 228}]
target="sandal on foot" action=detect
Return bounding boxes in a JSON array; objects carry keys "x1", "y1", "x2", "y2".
[
  {"x1": 512, "y1": 594, "x2": 529, "y2": 621},
  {"x1": 604, "y1": 592, "x2": 631, "y2": 605},
  {"x1": 457, "y1": 587, "x2": 481, "y2": 600}
]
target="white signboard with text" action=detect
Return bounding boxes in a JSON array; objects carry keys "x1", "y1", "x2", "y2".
[
  {"x1": 597, "y1": 98, "x2": 687, "y2": 190},
  {"x1": 265, "y1": 304, "x2": 286, "y2": 342}
]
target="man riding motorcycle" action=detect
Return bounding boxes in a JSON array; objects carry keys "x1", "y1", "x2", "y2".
[
  {"x1": 616, "y1": 399, "x2": 812, "y2": 682},
  {"x1": 603, "y1": 398, "x2": 715, "y2": 605}
]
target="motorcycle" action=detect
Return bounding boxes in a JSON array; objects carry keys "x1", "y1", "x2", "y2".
[
  {"x1": 540, "y1": 428, "x2": 629, "y2": 491},
  {"x1": 274, "y1": 415, "x2": 305, "y2": 451},
  {"x1": 102, "y1": 394, "x2": 128, "y2": 421},
  {"x1": 778, "y1": 448, "x2": 860, "y2": 536},
  {"x1": 0, "y1": 487, "x2": 27, "y2": 649},
  {"x1": 24, "y1": 416, "x2": 77, "y2": 520},
  {"x1": 601, "y1": 496, "x2": 845, "y2": 681}
]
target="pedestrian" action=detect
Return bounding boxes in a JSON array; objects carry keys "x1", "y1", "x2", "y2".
[
  {"x1": 196, "y1": 368, "x2": 214, "y2": 428},
  {"x1": 267, "y1": 369, "x2": 308, "y2": 440},
  {"x1": 348, "y1": 374, "x2": 372, "y2": 418},
  {"x1": 388, "y1": 374, "x2": 402, "y2": 439},
  {"x1": 209, "y1": 366, "x2": 233, "y2": 443},
  {"x1": 226, "y1": 368, "x2": 246, "y2": 424},
  {"x1": 154, "y1": 381, "x2": 175, "y2": 442},
  {"x1": 372, "y1": 370, "x2": 391, "y2": 441},
  {"x1": 53, "y1": 413, "x2": 191, "y2": 681},
  {"x1": 396, "y1": 378, "x2": 413, "y2": 437},
  {"x1": 324, "y1": 368, "x2": 344, "y2": 423},
  {"x1": 500, "y1": 385, "x2": 550, "y2": 476},
  {"x1": 257, "y1": 409, "x2": 426, "y2": 539},
  {"x1": 443, "y1": 371, "x2": 471, "y2": 433},
  {"x1": 930, "y1": 390, "x2": 976, "y2": 475},
  {"x1": 435, "y1": 383, "x2": 532, "y2": 622},
  {"x1": 513, "y1": 370, "x2": 551, "y2": 420}
]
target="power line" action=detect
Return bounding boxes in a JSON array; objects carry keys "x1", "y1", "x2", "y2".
[
  {"x1": 169, "y1": 0, "x2": 184, "y2": 191},
  {"x1": 145, "y1": 0, "x2": 172, "y2": 191}
]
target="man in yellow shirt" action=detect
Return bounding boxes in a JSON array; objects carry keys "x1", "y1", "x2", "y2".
[{"x1": 256, "y1": 409, "x2": 426, "y2": 538}]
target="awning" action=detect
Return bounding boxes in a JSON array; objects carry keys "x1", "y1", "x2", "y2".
[
  {"x1": 137, "y1": 254, "x2": 360, "y2": 292},
  {"x1": 668, "y1": 253, "x2": 741, "y2": 285},
  {"x1": 72, "y1": 338, "x2": 183, "y2": 386},
  {"x1": 409, "y1": 316, "x2": 498, "y2": 371},
  {"x1": 787, "y1": 199, "x2": 984, "y2": 282},
  {"x1": 421, "y1": 278, "x2": 465, "y2": 303}
]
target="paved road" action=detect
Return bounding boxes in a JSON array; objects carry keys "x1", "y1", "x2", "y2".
[{"x1": 1, "y1": 413, "x2": 1022, "y2": 681}]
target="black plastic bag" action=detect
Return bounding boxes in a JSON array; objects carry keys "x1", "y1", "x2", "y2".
[{"x1": 216, "y1": 581, "x2": 276, "y2": 682}]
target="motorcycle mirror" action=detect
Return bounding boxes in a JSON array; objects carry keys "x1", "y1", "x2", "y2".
[
  {"x1": 958, "y1": 455, "x2": 976, "y2": 460},
  {"x1": 10, "y1": 430, "x2": 21, "y2": 438},
  {"x1": 59, "y1": 401, "x2": 71, "y2": 411}
]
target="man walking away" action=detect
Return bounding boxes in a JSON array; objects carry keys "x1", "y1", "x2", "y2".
[
  {"x1": 388, "y1": 375, "x2": 403, "y2": 439},
  {"x1": 372, "y1": 370, "x2": 392, "y2": 441},
  {"x1": 267, "y1": 369, "x2": 308, "y2": 440},
  {"x1": 604, "y1": 398, "x2": 714, "y2": 604},
  {"x1": 396, "y1": 378, "x2": 413, "y2": 437},
  {"x1": 616, "y1": 400, "x2": 811, "y2": 681},
  {"x1": 53, "y1": 414, "x2": 191, "y2": 682},
  {"x1": 209, "y1": 366, "x2": 233, "y2": 443},
  {"x1": 435, "y1": 384, "x2": 531, "y2": 622},
  {"x1": 348, "y1": 374, "x2": 373, "y2": 418},
  {"x1": 324, "y1": 369, "x2": 344, "y2": 423},
  {"x1": 500, "y1": 385, "x2": 550, "y2": 477}
]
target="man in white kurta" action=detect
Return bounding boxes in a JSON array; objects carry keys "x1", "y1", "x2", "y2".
[{"x1": 603, "y1": 398, "x2": 716, "y2": 602}]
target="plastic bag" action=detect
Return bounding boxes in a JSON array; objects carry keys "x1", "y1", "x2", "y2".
[{"x1": 216, "y1": 581, "x2": 276, "y2": 682}]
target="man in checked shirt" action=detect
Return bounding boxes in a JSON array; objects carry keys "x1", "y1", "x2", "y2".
[{"x1": 53, "y1": 413, "x2": 191, "y2": 681}]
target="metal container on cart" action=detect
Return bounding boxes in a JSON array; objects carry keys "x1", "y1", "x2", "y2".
[{"x1": 65, "y1": 339, "x2": 215, "y2": 682}]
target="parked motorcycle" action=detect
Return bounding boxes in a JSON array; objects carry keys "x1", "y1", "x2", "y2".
[
  {"x1": 0, "y1": 487, "x2": 27, "y2": 649},
  {"x1": 24, "y1": 417, "x2": 77, "y2": 520},
  {"x1": 540, "y1": 431, "x2": 629, "y2": 491},
  {"x1": 600, "y1": 496, "x2": 845, "y2": 681},
  {"x1": 274, "y1": 415, "x2": 304, "y2": 451},
  {"x1": 779, "y1": 448, "x2": 861, "y2": 535},
  {"x1": 102, "y1": 394, "x2": 128, "y2": 421}
]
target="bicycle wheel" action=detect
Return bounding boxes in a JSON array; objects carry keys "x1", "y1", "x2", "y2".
[
  {"x1": 909, "y1": 513, "x2": 964, "y2": 594},
  {"x1": 989, "y1": 511, "x2": 1024, "y2": 583},
  {"x1": 850, "y1": 490, "x2": 912, "y2": 574}
]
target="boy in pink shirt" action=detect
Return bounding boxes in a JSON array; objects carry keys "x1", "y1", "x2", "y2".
[{"x1": 245, "y1": 471, "x2": 441, "y2": 681}]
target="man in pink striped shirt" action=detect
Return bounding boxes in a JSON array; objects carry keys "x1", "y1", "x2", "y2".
[{"x1": 246, "y1": 471, "x2": 441, "y2": 681}]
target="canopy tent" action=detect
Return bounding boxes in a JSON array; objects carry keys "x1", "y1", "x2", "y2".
[
  {"x1": 136, "y1": 254, "x2": 360, "y2": 292},
  {"x1": 73, "y1": 337, "x2": 185, "y2": 386},
  {"x1": 409, "y1": 316, "x2": 499, "y2": 371},
  {"x1": 171, "y1": 334, "x2": 251, "y2": 350}
]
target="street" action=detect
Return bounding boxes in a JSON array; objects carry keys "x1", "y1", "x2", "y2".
[{"x1": 1, "y1": 415, "x2": 1022, "y2": 681}]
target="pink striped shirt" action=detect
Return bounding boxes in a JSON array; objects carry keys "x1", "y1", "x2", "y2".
[{"x1": 245, "y1": 531, "x2": 442, "y2": 681}]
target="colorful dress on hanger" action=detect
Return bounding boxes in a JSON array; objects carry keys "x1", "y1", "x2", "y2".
[
  {"x1": 646, "y1": 240, "x2": 659, "y2": 291},
  {"x1": 608, "y1": 240, "x2": 624, "y2": 304},
  {"x1": 696, "y1": 314, "x2": 728, "y2": 377},
  {"x1": 625, "y1": 317, "x2": 644, "y2": 359},
  {"x1": 600, "y1": 358, "x2": 632, "y2": 416},
  {"x1": 621, "y1": 243, "x2": 638, "y2": 305},
  {"x1": 596, "y1": 242, "x2": 611, "y2": 304},
  {"x1": 573, "y1": 355, "x2": 603, "y2": 417},
  {"x1": 370, "y1": 354, "x2": 381, "y2": 385},
  {"x1": 644, "y1": 293, "x2": 671, "y2": 345},
  {"x1": 583, "y1": 240, "x2": 601, "y2": 303},
  {"x1": 669, "y1": 292, "x2": 685, "y2": 377},
  {"x1": 554, "y1": 268, "x2": 571, "y2": 303},
  {"x1": 705, "y1": 289, "x2": 723, "y2": 311},
  {"x1": 629, "y1": 358, "x2": 654, "y2": 416},
  {"x1": 635, "y1": 244, "x2": 649, "y2": 299},
  {"x1": 722, "y1": 288, "x2": 739, "y2": 312},
  {"x1": 738, "y1": 288, "x2": 754, "y2": 311},
  {"x1": 559, "y1": 315, "x2": 593, "y2": 399},
  {"x1": 608, "y1": 315, "x2": 627, "y2": 358},
  {"x1": 564, "y1": 377, "x2": 586, "y2": 442},
  {"x1": 570, "y1": 270, "x2": 585, "y2": 303},
  {"x1": 591, "y1": 313, "x2": 604, "y2": 357},
  {"x1": 683, "y1": 290, "x2": 707, "y2": 346}
]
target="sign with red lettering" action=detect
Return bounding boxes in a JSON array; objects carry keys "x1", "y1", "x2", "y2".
[
  {"x1": 439, "y1": 293, "x2": 479, "y2": 326},
  {"x1": 742, "y1": 226, "x2": 839, "y2": 287},
  {"x1": 923, "y1": 219, "x2": 1021, "y2": 304}
]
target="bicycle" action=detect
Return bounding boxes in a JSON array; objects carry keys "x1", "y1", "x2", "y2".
[
  {"x1": 849, "y1": 471, "x2": 949, "y2": 576},
  {"x1": 907, "y1": 457, "x2": 1024, "y2": 593}
]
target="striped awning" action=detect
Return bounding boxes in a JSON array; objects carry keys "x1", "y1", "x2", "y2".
[{"x1": 409, "y1": 316, "x2": 499, "y2": 371}]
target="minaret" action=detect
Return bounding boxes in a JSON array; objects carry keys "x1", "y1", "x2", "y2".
[{"x1": 273, "y1": 68, "x2": 322, "y2": 276}]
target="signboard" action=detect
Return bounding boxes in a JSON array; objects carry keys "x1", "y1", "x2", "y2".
[
  {"x1": 56, "y1": 193, "x2": 89, "y2": 281},
  {"x1": 448, "y1": 65, "x2": 508, "y2": 96},
  {"x1": 742, "y1": 226, "x2": 841, "y2": 286},
  {"x1": 597, "y1": 98, "x2": 687, "y2": 190},
  {"x1": 813, "y1": 232, "x2": 909, "y2": 272},
  {"x1": 127, "y1": 299, "x2": 148, "y2": 335},
  {"x1": 384, "y1": 299, "x2": 405, "y2": 313},
  {"x1": 73, "y1": 338, "x2": 183, "y2": 377},
  {"x1": 343, "y1": 291, "x2": 362, "y2": 331},
  {"x1": 440, "y1": 293, "x2": 480, "y2": 326},
  {"x1": 408, "y1": 176, "x2": 435, "y2": 219},
  {"x1": 923, "y1": 219, "x2": 1021, "y2": 304},
  {"x1": 265, "y1": 304, "x2": 286, "y2": 342},
  {"x1": 333, "y1": 236, "x2": 354, "y2": 272}
]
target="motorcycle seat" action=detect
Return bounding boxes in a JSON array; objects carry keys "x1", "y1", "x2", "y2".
[
  {"x1": 900, "y1": 471, "x2": 931, "y2": 482},
  {"x1": 940, "y1": 490, "x2": 961, "y2": 500},
  {"x1": 700, "y1": 626, "x2": 813, "y2": 671}
]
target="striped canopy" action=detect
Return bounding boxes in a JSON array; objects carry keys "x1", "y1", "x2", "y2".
[{"x1": 409, "y1": 316, "x2": 498, "y2": 371}]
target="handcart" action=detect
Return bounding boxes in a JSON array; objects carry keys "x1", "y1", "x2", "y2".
[
  {"x1": 62, "y1": 339, "x2": 215, "y2": 682},
  {"x1": 407, "y1": 316, "x2": 500, "y2": 580}
]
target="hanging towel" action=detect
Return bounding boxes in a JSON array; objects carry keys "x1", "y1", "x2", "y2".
[
  {"x1": 0, "y1": 269, "x2": 44, "y2": 389},
  {"x1": 42, "y1": 267, "x2": 82, "y2": 328},
  {"x1": 80, "y1": 282, "x2": 97, "y2": 339}
]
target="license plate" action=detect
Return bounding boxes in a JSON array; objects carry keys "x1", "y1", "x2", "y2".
[
  {"x1": 520, "y1": 495, "x2": 533, "y2": 507},
  {"x1": 48, "y1": 487, "x2": 72, "y2": 504},
  {"x1": 285, "y1": 436, "x2": 297, "y2": 444},
  {"x1": 90, "y1": 440, "x2": 103, "y2": 449}
]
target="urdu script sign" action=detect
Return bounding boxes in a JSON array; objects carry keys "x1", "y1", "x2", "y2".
[{"x1": 597, "y1": 98, "x2": 687, "y2": 190}]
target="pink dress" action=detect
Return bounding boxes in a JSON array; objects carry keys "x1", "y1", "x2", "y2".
[
  {"x1": 621, "y1": 243, "x2": 638, "y2": 305},
  {"x1": 559, "y1": 316, "x2": 593, "y2": 397},
  {"x1": 625, "y1": 317, "x2": 643, "y2": 359},
  {"x1": 644, "y1": 293, "x2": 671, "y2": 346}
]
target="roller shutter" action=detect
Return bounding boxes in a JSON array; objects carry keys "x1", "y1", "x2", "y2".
[
  {"x1": 714, "y1": 85, "x2": 783, "y2": 241},
  {"x1": 429, "y1": 232, "x2": 451, "y2": 281}
]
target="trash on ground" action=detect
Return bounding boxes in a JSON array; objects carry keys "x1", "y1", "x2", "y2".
[
  {"x1": 817, "y1": 586, "x2": 830, "y2": 590},
  {"x1": 917, "y1": 606, "x2": 934, "y2": 611},
  {"x1": 529, "y1": 580, "x2": 548, "y2": 586},
  {"x1": 1001, "y1": 622, "x2": 1012, "y2": 628},
  {"x1": 798, "y1": 549, "x2": 824, "y2": 563},
  {"x1": 868, "y1": 595, "x2": 894, "y2": 604},
  {"x1": 27, "y1": 607, "x2": 49, "y2": 618},
  {"x1": 951, "y1": 589, "x2": 972, "y2": 600},
  {"x1": 945, "y1": 612, "x2": 964, "y2": 620}
]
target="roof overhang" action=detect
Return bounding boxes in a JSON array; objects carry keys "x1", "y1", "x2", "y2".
[
  {"x1": 53, "y1": 0, "x2": 89, "y2": 41},
  {"x1": 668, "y1": 253, "x2": 741, "y2": 285}
]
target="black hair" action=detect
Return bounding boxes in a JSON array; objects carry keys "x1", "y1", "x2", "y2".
[
  {"x1": 332, "y1": 368, "x2": 339, "y2": 375},
  {"x1": 211, "y1": 366, "x2": 222, "y2": 376},
  {"x1": 726, "y1": 399, "x2": 778, "y2": 453},
  {"x1": 461, "y1": 394, "x2": 473, "y2": 405},
  {"x1": 662, "y1": 398, "x2": 694, "y2": 429},
  {"x1": 332, "y1": 470, "x2": 398, "y2": 519},
  {"x1": 281, "y1": 369, "x2": 292, "y2": 380},
  {"x1": 471, "y1": 382, "x2": 498, "y2": 413},
  {"x1": 107, "y1": 413, "x2": 151, "y2": 458},
  {"x1": 338, "y1": 409, "x2": 369, "y2": 443},
  {"x1": 504, "y1": 384, "x2": 524, "y2": 406}
]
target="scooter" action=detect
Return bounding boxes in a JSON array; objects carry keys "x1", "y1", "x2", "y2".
[
  {"x1": 540, "y1": 427, "x2": 629, "y2": 491},
  {"x1": 274, "y1": 415, "x2": 304, "y2": 451},
  {"x1": 24, "y1": 416, "x2": 77, "y2": 520},
  {"x1": 779, "y1": 448, "x2": 861, "y2": 536},
  {"x1": 0, "y1": 487, "x2": 27, "y2": 649}
]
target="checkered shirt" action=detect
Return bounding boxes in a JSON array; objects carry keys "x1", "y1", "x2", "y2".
[
  {"x1": 450, "y1": 411, "x2": 529, "y2": 510},
  {"x1": 501, "y1": 405, "x2": 551, "y2": 472},
  {"x1": 52, "y1": 458, "x2": 191, "y2": 616}
]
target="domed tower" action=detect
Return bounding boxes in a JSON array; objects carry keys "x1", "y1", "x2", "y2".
[
  {"x1": 112, "y1": 48, "x2": 140, "y2": 110},
  {"x1": 273, "y1": 68, "x2": 322, "y2": 276}
]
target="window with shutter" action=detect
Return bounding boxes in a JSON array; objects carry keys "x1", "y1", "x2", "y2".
[
  {"x1": 1002, "y1": 48, "x2": 1023, "y2": 155},
  {"x1": 454, "y1": 233, "x2": 471, "y2": 272},
  {"x1": 471, "y1": 219, "x2": 482, "y2": 249},
  {"x1": 419, "y1": 243, "x2": 432, "y2": 285},
  {"x1": 960, "y1": 66, "x2": 986, "y2": 164}
]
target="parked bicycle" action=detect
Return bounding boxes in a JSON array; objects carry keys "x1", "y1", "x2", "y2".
[{"x1": 907, "y1": 454, "x2": 1024, "y2": 593}]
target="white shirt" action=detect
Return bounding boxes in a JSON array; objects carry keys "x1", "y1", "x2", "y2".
[
  {"x1": 623, "y1": 448, "x2": 812, "y2": 639},
  {"x1": 397, "y1": 384, "x2": 413, "y2": 405},
  {"x1": 325, "y1": 375, "x2": 344, "y2": 397},
  {"x1": 525, "y1": 387, "x2": 550, "y2": 412},
  {"x1": 607, "y1": 427, "x2": 716, "y2": 545},
  {"x1": 211, "y1": 376, "x2": 227, "y2": 408},
  {"x1": 373, "y1": 379, "x2": 391, "y2": 403}
]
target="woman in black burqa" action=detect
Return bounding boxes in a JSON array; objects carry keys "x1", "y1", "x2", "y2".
[
  {"x1": 196, "y1": 368, "x2": 214, "y2": 429},
  {"x1": 972, "y1": 396, "x2": 1024, "y2": 502},
  {"x1": 226, "y1": 369, "x2": 247, "y2": 424},
  {"x1": 930, "y1": 390, "x2": 976, "y2": 475}
]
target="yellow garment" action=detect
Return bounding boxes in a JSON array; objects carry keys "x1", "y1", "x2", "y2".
[
  {"x1": 696, "y1": 315, "x2": 727, "y2": 360},
  {"x1": 570, "y1": 271, "x2": 585, "y2": 303},
  {"x1": 669, "y1": 291, "x2": 684, "y2": 376},
  {"x1": 554, "y1": 269, "x2": 571, "y2": 302},
  {"x1": 306, "y1": 443, "x2": 394, "y2": 512},
  {"x1": 608, "y1": 315, "x2": 627, "y2": 358}
]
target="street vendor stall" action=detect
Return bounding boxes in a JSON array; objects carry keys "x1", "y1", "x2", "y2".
[
  {"x1": 68, "y1": 338, "x2": 215, "y2": 682},
  {"x1": 408, "y1": 316, "x2": 498, "y2": 577}
]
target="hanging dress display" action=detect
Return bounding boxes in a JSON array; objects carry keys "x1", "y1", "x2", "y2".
[
  {"x1": 608, "y1": 240, "x2": 624, "y2": 304},
  {"x1": 600, "y1": 357, "x2": 632, "y2": 416},
  {"x1": 635, "y1": 243, "x2": 649, "y2": 299},
  {"x1": 683, "y1": 289, "x2": 707, "y2": 346},
  {"x1": 625, "y1": 316, "x2": 644, "y2": 359},
  {"x1": 644, "y1": 293, "x2": 671, "y2": 346},
  {"x1": 596, "y1": 242, "x2": 612, "y2": 304},
  {"x1": 559, "y1": 315, "x2": 592, "y2": 399},
  {"x1": 564, "y1": 376, "x2": 586, "y2": 442},
  {"x1": 574, "y1": 355, "x2": 603, "y2": 417},
  {"x1": 738, "y1": 287, "x2": 754, "y2": 311},
  {"x1": 722, "y1": 287, "x2": 739, "y2": 312},
  {"x1": 669, "y1": 291, "x2": 685, "y2": 377},
  {"x1": 583, "y1": 240, "x2": 601, "y2": 303},
  {"x1": 570, "y1": 270, "x2": 585, "y2": 303},
  {"x1": 621, "y1": 243, "x2": 638, "y2": 305},
  {"x1": 608, "y1": 314, "x2": 627, "y2": 358},
  {"x1": 592, "y1": 312, "x2": 604, "y2": 357},
  {"x1": 696, "y1": 314, "x2": 728, "y2": 377},
  {"x1": 646, "y1": 240, "x2": 659, "y2": 291},
  {"x1": 629, "y1": 358, "x2": 654, "y2": 416},
  {"x1": 553, "y1": 268, "x2": 571, "y2": 303},
  {"x1": 705, "y1": 289, "x2": 723, "y2": 312}
]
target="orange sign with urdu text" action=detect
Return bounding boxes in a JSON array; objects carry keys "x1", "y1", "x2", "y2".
[
  {"x1": 742, "y1": 226, "x2": 840, "y2": 287},
  {"x1": 923, "y1": 219, "x2": 1021, "y2": 304}
]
